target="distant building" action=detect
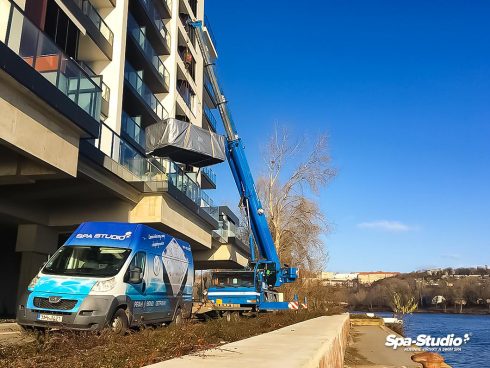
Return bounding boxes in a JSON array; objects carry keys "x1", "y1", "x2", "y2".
[
  {"x1": 357, "y1": 271, "x2": 400, "y2": 285},
  {"x1": 319, "y1": 270, "x2": 400, "y2": 287},
  {"x1": 318, "y1": 272, "x2": 358, "y2": 287}
]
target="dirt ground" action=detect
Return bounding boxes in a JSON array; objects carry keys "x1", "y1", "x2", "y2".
[{"x1": 0, "y1": 309, "x2": 339, "y2": 368}]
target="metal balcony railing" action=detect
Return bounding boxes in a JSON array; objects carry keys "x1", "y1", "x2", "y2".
[
  {"x1": 0, "y1": 0, "x2": 102, "y2": 120},
  {"x1": 128, "y1": 15, "x2": 170, "y2": 88},
  {"x1": 121, "y1": 112, "x2": 145, "y2": 148},
  {"x1": 124, "y1": 62, "x2": 168, "y2": 120},
  {"x1": 92, "y1": 122, "x2": 165, "y2": 181}
]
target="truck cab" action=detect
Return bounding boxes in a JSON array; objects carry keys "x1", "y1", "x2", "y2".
[
  {"x1": 17, "y1": 222, "x2": 194, "y2": 332},
  {"x1": 207, "y1": 261, "x2": 288, "y2": 313}
]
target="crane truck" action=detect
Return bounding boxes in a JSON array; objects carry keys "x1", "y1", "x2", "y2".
[{"x1": 189, "y1": 21, "x2": 299, "y2": 315}]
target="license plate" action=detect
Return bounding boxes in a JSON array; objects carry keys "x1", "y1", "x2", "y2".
[{"x1": 38, "y1": 313, "x2": 62, "y2": 322}]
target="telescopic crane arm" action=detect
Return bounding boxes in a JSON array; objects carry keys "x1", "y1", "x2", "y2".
[{"x1": 189, "y1": 21, "x2": 297, "y2": 287}]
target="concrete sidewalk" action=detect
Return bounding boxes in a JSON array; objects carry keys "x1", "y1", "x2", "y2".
[
  {"x1": 145, "y1": 314, "x2": 350, "y2": 368},
  {"x1": 0, "y1": 322, "x2": 26, "y2": 345}
]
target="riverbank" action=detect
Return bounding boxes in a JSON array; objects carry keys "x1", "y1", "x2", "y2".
[
  {"x1": 351, "y1": 307, "x2": 490, "y2": 315},
  {"x1": 0, "y1": 310, "x2": 338, "y2": 368}
]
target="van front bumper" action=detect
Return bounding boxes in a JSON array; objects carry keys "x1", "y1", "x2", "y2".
[{"x1": 17, "y1": 292, "x2": 120, "y2": 331}]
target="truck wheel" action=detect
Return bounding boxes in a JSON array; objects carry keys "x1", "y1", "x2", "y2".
[
  {"x1": 173, "y1": 308, "x2": 183, "y2": 325},
  {"x1": 224, "y1": 311, "x2": 240, "y2": 322},
  {"x1": 110, "y1": 309, "x2": 128, "y2": 334}
]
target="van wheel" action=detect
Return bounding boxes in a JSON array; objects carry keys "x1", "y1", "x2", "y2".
[
  {"x1": 110, "y1": 309, "x2": 128, "y2": 334},
  {"x1": 173, "y1": 308, "x2": 183, "y2": 325}
]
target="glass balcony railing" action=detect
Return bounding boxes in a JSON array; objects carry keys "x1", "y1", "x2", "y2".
[
  {"x1": 0, "y1": 0, "x2": 101, "y2": 120},
  {"x1": 79, "y1": 61, "x2": 110, "y2": 104},
  {"x1": 92, "y1": 121, "x2": 165, "y2": 181},
  {"x1": 177, "y1": 80, "x2": 194, "y2": 110},
  {"x1": 122, "y1": 112, "x2": 145, "y2": 148},
  {"x1": 128, "y1": 15, "x2": 170, "y2": 88},
  {"x1": 124, "y1": 62, "x2": 167, "y2": 120},
  {"x1": 204, "y1": 16, "x2": 217, "y2": 50},
  {"x1": 204, "y1": 106, "x2": 217, "y2": 131},
  {"x1": 162, "y1": 0, "x2": 172, "y2": 13},
  {"x1": 204, "y1": 73, "x2": 217, "y2": 104},
  {"x1": 139, "y1": 0, "x2": 171, "y2": 49},
  {"x1": 201, "y1": 166, "x2": 216, "y2": 186},
  {"x1": 72, "y1": 0, "x2": 114, "y2": 45},
  {"x1": 101, "y1": 81, "x2": 110, "y2": 103},
  {"x1": 168, "y1": 161, "x2": 218, "y2": 221}
]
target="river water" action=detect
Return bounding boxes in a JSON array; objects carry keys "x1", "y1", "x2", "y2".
[{"x1": 377, "y1": 312, "x2": 489, "y2": 367}]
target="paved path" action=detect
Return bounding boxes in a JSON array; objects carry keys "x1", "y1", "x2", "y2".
[
  {"x1": 0, "y1": 323, "x2": 33, "y2": 346},
  {"x1": 345, "y1": 325, "x2": 420, "y2": 368}
]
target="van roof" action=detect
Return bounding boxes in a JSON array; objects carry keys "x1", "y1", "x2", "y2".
[{"x1": 64, "y1": 222, "x2": 191, "y2": 257}]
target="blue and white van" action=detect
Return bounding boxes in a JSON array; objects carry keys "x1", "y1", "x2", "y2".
[{"x1": 17, "y1": 222, "x2": 194, "y2": 333}]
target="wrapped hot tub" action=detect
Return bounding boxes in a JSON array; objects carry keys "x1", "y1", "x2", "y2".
[{"x1": 146, "y1": 118, "x2": 226, "y2": 167}]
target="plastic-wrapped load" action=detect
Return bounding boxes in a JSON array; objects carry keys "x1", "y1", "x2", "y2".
[{"x1": 145, "y1": 118, "x2": 226, "y2": 167}]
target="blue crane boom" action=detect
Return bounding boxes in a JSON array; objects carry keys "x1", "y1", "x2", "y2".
[{"x1": 189, "y1": 21, "x2": 297, "y2": 311}]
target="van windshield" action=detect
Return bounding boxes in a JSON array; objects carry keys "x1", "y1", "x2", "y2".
[{"x1": 43, "y1": 246, "x2": 131, "y2": 277}]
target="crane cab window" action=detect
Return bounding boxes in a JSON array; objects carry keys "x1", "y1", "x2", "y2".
[{"x1": 211, "y1": 271, "x2": 254, "y2": 288}]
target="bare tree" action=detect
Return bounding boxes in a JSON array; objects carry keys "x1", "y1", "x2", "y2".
[{"x1": 256, "y1": 126, "x2": 336, "y2": 272}]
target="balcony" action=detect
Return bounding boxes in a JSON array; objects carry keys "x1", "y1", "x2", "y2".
[
  {"x1": 124, "y1": 62, "x2": 168, "y2": 126},
  {"x1": 91, "y1": 0, "x2": 116, "y2": 7},
  {"x1": 100, "y1": 81, "x2": 110, "y2": 118},
  {"x1": 177, "y1": 79, "x2": 194, "y2": 111},
  {"x1": 203, "y1": 16, "x2": 218, "y2": 59},
  {"x1": 84, "y1": 121, "x2": 166, "y2": 183},
  {"x1": 127, "y1": 15, "x2": 169, "y2": 93},
  {"x1": 203, "y1": 106, "x2": 218, "y2": 131},
  {"x1": 79, "y1": 61, "x2": 110, "y2": 118},
  {"x1": 168, "y1": 161, "x2": 218, "y2": 221},
  {"x1": 155, "y1": 0, "x2": 172, "y2": 19},
  {"x1": 203, "y1": 72, "x2": 217, "y2": 107},
  {"x1": 60, "y1": 0, "x2": 114, "y2": 59},
  {"x1": 131, "y1": 0, "x2": 171, "y2": 54},
  {"x1": 0, "y1": 0, "x2": 101, "y2": 136},
  {"x1": 121, "y1": 112, "x2": 146, "y2": 152},
  {"x1": 201, "y1": 166, "x2": 216, "y2": 189}
]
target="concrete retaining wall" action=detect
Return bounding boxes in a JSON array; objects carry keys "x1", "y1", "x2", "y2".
[{"x1": 145, "y1": 314, "x2": 350, "y2": 368}]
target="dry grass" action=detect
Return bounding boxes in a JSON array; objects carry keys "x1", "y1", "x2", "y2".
[{"x1": 0, "y1": 309, "x2": 341, "y2": 368}]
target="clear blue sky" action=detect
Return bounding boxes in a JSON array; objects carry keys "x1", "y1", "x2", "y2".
[{"x1": 204, "y1": 1, "x2": 490, "y2": 273}]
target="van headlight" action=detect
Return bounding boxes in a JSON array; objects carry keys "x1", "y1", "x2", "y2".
[
  {"x1": 92, "y1": 277, "x2": 116, "y2": 292},
  {"x1": 28, "y1": 275, "x2": 40, "y2": 290}
]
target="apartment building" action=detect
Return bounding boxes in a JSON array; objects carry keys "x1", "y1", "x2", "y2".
[{"x1": 0, "y1": 0, "x2": 249, "y2": 317}]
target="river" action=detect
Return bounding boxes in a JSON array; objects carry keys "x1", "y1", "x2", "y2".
[{"x1": 376, "y1": 312, "x2": 489, "y2": 367}]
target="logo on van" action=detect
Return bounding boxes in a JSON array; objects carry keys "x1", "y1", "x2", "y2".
[
  {"x1": 48, "y1": 296, "x2": 62, "y2": 304},
  {"x1": 75, "y1": 232, "x2": 132, "y2": 241}
]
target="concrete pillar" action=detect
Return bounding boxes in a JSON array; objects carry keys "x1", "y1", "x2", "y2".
[
  {"x1": 15, "y1": 224, "x2": 59, "y2": 300},
  {"x1": 0, "y1": 225, "x2": 21, "y2": 317}
]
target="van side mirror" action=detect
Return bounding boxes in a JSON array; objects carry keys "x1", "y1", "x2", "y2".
[{"x1": 129, "y1": 267, "x2": 143, "y2": 284}]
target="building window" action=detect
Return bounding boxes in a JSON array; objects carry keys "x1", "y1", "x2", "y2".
[{"x1": 43, "y1": 0, "x2": 80, "y2": 58}]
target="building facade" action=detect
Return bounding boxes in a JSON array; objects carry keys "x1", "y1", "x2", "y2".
[{"x1": 0, "y1": 0, "x2": 248, "y2": 317}]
